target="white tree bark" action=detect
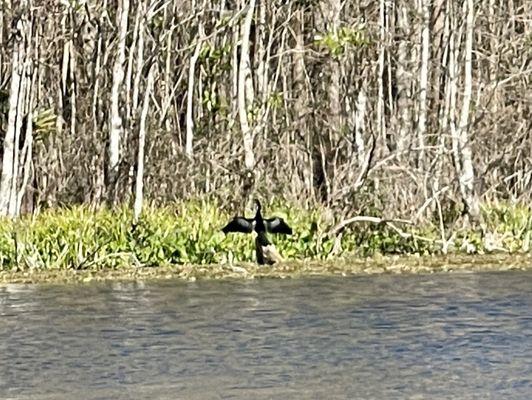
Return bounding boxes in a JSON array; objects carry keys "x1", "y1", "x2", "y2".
[
  {"x1": 354, "y1": 87, "x2": 367, "y2": 166},
  {"x1": 255, "y1": 0, "x2": 267, "y2": 103},
  {"x1": 91, "y1": 15, "x2": 105, "y2": 204},
  {"x1": 395, "y1": 2, "x2": 412, "y2": 158},
  {"x1": 59, "y1": 17, "x2": 76, "y2": 138},
  {"x1": 125, "y1": 1, "x2": 142, "y2": 120},
  {"x1": 238, "y1": 0, "x2": 256, "y2": 170},
  {"x1": 377, "y1": 0, "x2": 386, "y2": 152},
  {"x1": 160, "y1": 3, "x2": 174, "y2": 137},
  {"x1": 69, "y1": 42, "x2": 77, "y2": 138},
  {"x1": 9, "y1": 58, "x2": 29, "y2": 216},
  {"x1": 449, "y1": 0, "x2": 480, "y2": 222},
  {"x1": 132, "y1": 3, "x2": 145, "y2": 115},
  {"x1": 231, "y1": 15, "x2": 240, "y2": 119},
  {"x1": 108, "y1": 0, "x2": 129, "y2": 186},
  {"x1": 457, "y1": 0, "x2": 480, "y2": 220},
  {"x1": 185, "y1": 28, "x2": 203, "y2": 157},
  {"x1": 324, "y1": 0, "x2": 342, "y2": 139},
  {"x1": 0, "y1": 16, "x2": 26, "y2": 216},
  {"x1": 292, "y1": 8, "x2": 313, "y2": 193},
  {"x1": 17, "y1": 71, "x2": 36, "y2": 215},
  {"x1": 449, "y1": 7, "x2": 459, "y2": 174},
  {"x1": 293, "y1": 8, "x2": 306, "y2": 133},
  {"x1": 133, "y1": 65, "x2": 155, "y2": 224},
  {"x1": 433, "y1": 0, "x2": 450, "y2": 196},
  {"x1": 417, "y1": 0, "x2": 431, "y2": 167}
]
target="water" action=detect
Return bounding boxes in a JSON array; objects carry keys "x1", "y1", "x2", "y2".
[{"x1": 1, "y1": 271, "x2": 531, "y2": 399}]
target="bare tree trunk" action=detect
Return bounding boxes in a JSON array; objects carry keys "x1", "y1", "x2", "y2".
[
  {"x1": 17, "y1": 70, "x2": 36, "y2": 215},
  {"x1": 395, "y1": 1, "x2": 413, "y2": 159},
  {"x1": 67, "y1": 14, "x2": 77, "y2": 139},
  {"x1": 238, "y1": 0, "x2": 256, "y2": 170},
  {"x1": 456, "y1": 0, "x2": 480, "y2": 222},
  {"x1": 354, "y1": 87, "x2": 367, "y2": 167},
  {"x1": 161, "y1": 4, "x2": 175, "y2": 138},
  {"x1": 377, "y1": 0, "x2": 387, "y2": 153},
  {"x1": 450, "y1": 0, "x2": 480, "y2": 222},
  {"x1": 231, "y1": 9, "x2": 240, "y2": 120},
  {"x1": 125, "y1": 1, "x2": 142, "y2": 121},
  {"x1": 433, "y1": 0, "x2": 450, "y2": 195},
  {"x1": 91, "y1": 8, "x2": 105, "y2": 205},
  {"x1": 59, "y1": 10, "x2": 77, "y2": 140},
  {"x1": 255, "y1": 0, "x2": 267, "y2": 103},
  {"x1": 9, "y1": 51, "x2": 29, "y2": 216},
  {"x1": 449, "y1": 1, "x2": 461, "y2": 178},
  {"x1": 0, "y1": 12, "x2": 26, "y2": 216},
  {"x1": 133, "y1": 64, "x2": 155, "y2": 224},
  {"x1": 132, "y1": 3, "x2": 146, "y2": 116},
  {"x1": 324, "y1": 0, "x2": 342, "y2": 138},
  {"x1": 185, "y1": 20, "x2": 204, "y2": 157},
  {"x1": 293, "y1": 8, "x2": 306, "y2": 132},
  {"x1": 108, "y1": 0, "x2": 130, "y2": 200},
  {"x1": 293, "y1": 8, "x2": 313, "y2": 195},
  {"x1": 0, "y1": 0, "x2": 529, "y2": 218},
  {"x1": 417, "y1": 0, "x2": 431, "y2": 168}
]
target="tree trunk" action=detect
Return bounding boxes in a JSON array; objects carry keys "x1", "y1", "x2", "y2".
[
  {"x1": 354, "y1": 87, "x2": 367, "y2": 167},
  {"x1": 395, "y1": 1, "x2": 413, "y2": 159},
  {"x1": 125, "y1": 1, "x2": 142, "y2": 121},
  {"x1": 450, "y1": 0, "x2": 480, "y2": 223},
  {"x1": 417, "y1": 0, "x2": 431, "y2": 168},
  {"x1": 456, "y1": 0, "x2": 480, "y2": 222},
  {"x1": 238, "y1": 0, "x2": 256, "y2": 170},
  {"x1": 255, "y1": 0, "x2": 267, "y2": 103},
  {"x1": 377, "y1": 0, "x2": 387, "y2": 154},
  {"x1": 324, "y1": 0, "x2": 342, "y2": 139},
  {"x1": 293, "y1": 8, "x2": 313, "y2": 194},
  {"x1": 17, "y1": 70, "x2": 36, "y2": 215},
  {"x1": 108, "y1": 0, "x2": 130, "y2": 201},
  {"x1": 185, "y1": 21, "x2": 204, "y2": 157},
  {"x1": 133, "y1": 64, "x2": 155, "y2": 224},
  {"x1": 0, "y1": 12, "x2": 27, "y2": 217}
]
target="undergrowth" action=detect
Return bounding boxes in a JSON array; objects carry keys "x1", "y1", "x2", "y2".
[{"x1": 0, "y1": 201, "x2": 530, "y2": 270}]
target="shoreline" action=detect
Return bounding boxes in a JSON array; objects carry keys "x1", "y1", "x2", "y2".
[{"x1": 1, "y1": 253, "x2": 531, "y2": 285}]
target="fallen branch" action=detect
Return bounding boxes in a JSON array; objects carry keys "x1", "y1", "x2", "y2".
[
  {"x1": 327, "y1": 216, "x2": 414, "y2": 238},
  {"x1": 326, "y1": 215, "x2": 453, "y2": 250},
  {"x1": 385, "y1": 221, "x2": 440, "y2": 244}
]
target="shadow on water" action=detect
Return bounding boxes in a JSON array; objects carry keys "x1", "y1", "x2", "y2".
[{"x1": 1, "y1": 271, "x2": 532, "y2": 399}]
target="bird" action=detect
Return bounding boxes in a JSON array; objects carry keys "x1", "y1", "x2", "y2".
[{"x1": 222, "y1": 199, "x2": 292, "y2": 265}]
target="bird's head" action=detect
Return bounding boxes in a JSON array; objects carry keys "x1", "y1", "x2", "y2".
[{"x1": 254, "y1": 199, "x2": 262, "y2": 215}]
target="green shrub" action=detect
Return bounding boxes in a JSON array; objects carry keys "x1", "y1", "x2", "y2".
[{"x1": 0, "y1": 201, "x2": 530, "y2": 271}]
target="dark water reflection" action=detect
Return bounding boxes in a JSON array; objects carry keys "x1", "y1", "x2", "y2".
[{"x1": 1, "y1": 271, "x2": 532, "y2": 399}]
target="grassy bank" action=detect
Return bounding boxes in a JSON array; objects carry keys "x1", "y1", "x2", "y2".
[
  {"x1": 0, "y1": 201, "x2": 530, "y2": 280},
  {"x1": 1, "y1": 254, "x2": 531, "y2": 284}
]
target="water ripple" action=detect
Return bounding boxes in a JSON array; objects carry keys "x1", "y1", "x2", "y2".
[{"x1": 1, "y1": 271, "x2": 531, "y2": 399}]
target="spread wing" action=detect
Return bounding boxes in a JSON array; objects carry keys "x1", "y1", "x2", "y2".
[
  {"x1": 264, "y1": 217, "x2": 292, "y2": 235},
  {"x1": 222, "y1": 217, "x2": 254, "y2": 234}
]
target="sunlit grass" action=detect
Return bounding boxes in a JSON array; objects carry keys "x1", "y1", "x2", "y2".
[{"x1": 0, "y1": 201, "x2": 530, "y2": 272}]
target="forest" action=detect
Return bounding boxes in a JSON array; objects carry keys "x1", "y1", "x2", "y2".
[{"x1": 0, "y1": 0, "x2": 531, "y2": 269}]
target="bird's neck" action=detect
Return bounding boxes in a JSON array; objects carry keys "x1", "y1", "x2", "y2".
[
  {"x1": 254, "y1": 201, "x2": 262, "y2": 220},
  {"x1": 254, "y1": 203, "x2": 266, "y2": 232},
  {"x1": 256, "y1": 231, "x2": 271, "y2": 246}
]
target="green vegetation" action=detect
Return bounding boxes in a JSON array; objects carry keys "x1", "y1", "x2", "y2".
[
  {"x1": 0, "y1": 201, "x2": 530, "y2": 278},
  {"x1": 314, "y1": 25, "x2": 371, "y2": 57}
]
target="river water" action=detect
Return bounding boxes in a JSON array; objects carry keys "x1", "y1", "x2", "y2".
[{"x1": 1, "y1": 271, "x2": 531, "y2": 399}]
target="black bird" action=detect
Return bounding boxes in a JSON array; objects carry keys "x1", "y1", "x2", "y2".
[{"x1": 222, "y1": 199, "x2": 292, "y2": 265}]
